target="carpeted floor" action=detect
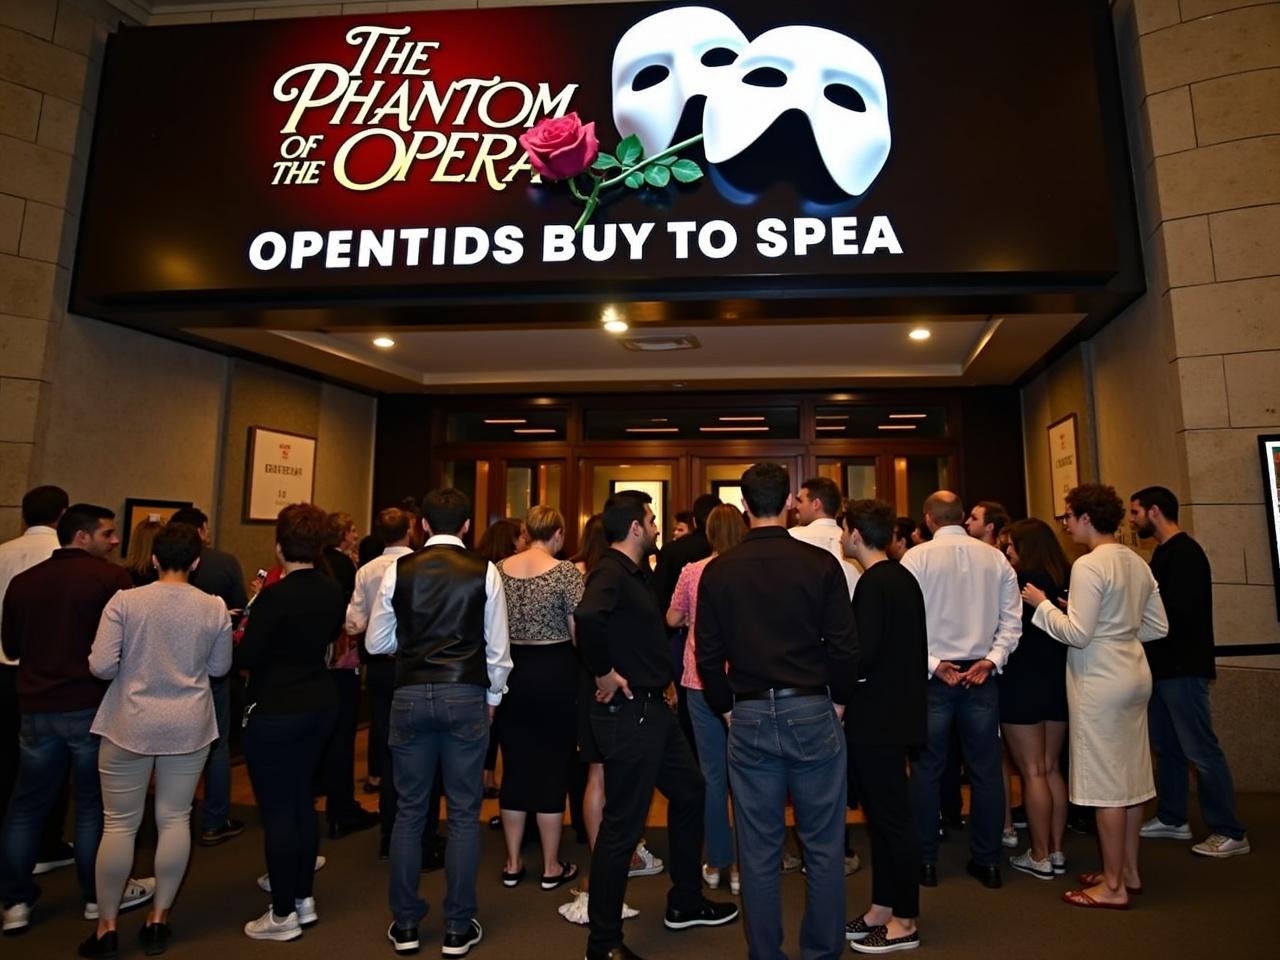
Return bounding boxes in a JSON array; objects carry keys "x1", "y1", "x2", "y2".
[{"x1": 12, "y1": 795, "x2": 1279, "y2": 960}]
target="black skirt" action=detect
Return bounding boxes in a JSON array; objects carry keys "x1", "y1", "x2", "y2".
[{"x1": 496, "y1": 642, "x2": 578, "y2": 812}]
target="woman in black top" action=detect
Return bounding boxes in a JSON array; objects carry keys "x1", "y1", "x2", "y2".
[
  {"x1": 841, "y1": 500, "x2": 927, "y2": 954},
  {"x1": 1000, "y1": 518, "x2": 1071, "y2": 881},
  {"x1": 235, "y1": 504, "x2": 345, "y2": 942}
]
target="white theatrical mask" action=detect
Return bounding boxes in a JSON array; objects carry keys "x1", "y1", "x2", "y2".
[
  {"x1": 611, "y1": 6, "x2": 748, "y2": 158},
  {"x1": 702, "y1": 25, "x2": 891, "y2": 197}
]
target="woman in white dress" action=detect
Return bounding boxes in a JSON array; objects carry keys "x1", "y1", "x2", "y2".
[{"x1": 1021, "y1": 484, "x2": 1168, "y2": 910}]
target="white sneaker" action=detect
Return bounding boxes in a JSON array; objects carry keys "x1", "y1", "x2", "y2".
[
  {"x1": 257, "y1": 855, "x2": 327, "y2": 892},
  {"x1": 2, "y1": 902, "x2": 30, "y2": 934},
  {"x1": 1049, "y1": 851, "x2": 1066, "y2": 875},
  {"x1": 84, "y1": 877, "x2": 155, "y2": 920},
  {"x1": 845, "y1": 852, "x2": 863, "y2": 876},
  {"x1": 1139, "y1": 817, "x2": 1191, "y2": 840},
  {"x1": 244, "y1": 907, "x2": 302, "y2": 941},
  {"x1": 556, "y1": 890, "x2": 638, "y2": 925},
  {"x1": 295, "y1": 896, "x2": 318, "y2": 927},
  {"x1": 1001, "y1": 828, "x2": 1019, "y2": 848},
  {"x1": 701, "y1": 864, "x2": 721, "y2": 889},
  {"x1": 1008, "y1": 849, "x2": 1054, "y2": 880},
  {"x1": 729, "y1": 867, "x2": 741, "y2": 895},
  {"x1": 1191, "y1": 834, "x2": 1250, "y2": 858},
  {"x1": 628, "y1": 841, "x2": 664, "y2": 877},
  {"x1": 32, "y1": 843, "x2": 74, "y2": 876},
  {"x1": 781, "y1": 852, "x2": 803, "y2": 874}
]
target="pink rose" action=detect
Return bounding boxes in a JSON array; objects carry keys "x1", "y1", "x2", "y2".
[{"x1": 519, "y1": 113, "x2": 600, "y2": 180}]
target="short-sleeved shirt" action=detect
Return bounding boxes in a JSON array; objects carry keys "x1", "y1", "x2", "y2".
[{"x1": 498, "y1": 559, "x2": 584, "y2": 645}]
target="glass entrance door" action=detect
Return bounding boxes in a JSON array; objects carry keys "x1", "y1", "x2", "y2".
[{"x1": 578, "y1": 457, "x2": 683, "y2": 550}]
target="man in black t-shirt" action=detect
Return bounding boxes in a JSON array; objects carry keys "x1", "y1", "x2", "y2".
[{"x1": 1129, "y1": 486, "x2": 1248, "y2": 858}]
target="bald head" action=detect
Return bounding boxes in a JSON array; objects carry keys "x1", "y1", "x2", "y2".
[{"x1": 923, "y1": 490, "x2": 965, "y2": 529}]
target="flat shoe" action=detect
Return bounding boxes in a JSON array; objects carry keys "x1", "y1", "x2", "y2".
[
  {"x1": 1076, "y1": 871, "x2": 1142, "y2": 894},
  {"x1": 540, "y1": 861, "x2": 579, "y2": 891},
  {"x1": 1062, "y1": 889, "x2": 1129, "y2": 910},
  {"x1": 501, "y1": 866, "x2": 526, "y2": 888}
]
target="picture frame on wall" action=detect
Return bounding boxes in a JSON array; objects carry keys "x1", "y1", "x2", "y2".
[
  {"x1": 711, "y1": 481, "x2": 745, "y2": 510},
  {"x1": 120, "y1": 498, "x2": 192, "y2": 555},
  {"x1": 1047, "y1": 414, "x2": 1080, "y2": 512},
  {"x1": 244, "y1": 426, "x2": 317, "y2": 522},
  {"x1": 609, "y1": 479, "x2": 667, "y2": 545},
  {"x1": 1259, "y1": 434, "x2": 1280, "y2": 621}
]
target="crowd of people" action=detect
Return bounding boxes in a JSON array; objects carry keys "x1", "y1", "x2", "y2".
[{"x1": 0, "y1": 465, "x2": 1249, "y2": 959}]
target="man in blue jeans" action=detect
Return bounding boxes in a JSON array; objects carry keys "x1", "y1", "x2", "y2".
[
  {"x1": 900, "y1": 491, "x2": 1021, "y2": 890},
  {"x1": 366, "y1": 488, "x2": 513, "y2": 957},
  {"x1": 1129, "y1": 487, "x2": 1248, "y2": 857},
  {"x1": 0, "y1": 504, "x2": 154, "y2": 934},
  {"x1": 697, "y1": 463, "x2": 858, "y2": 960}
]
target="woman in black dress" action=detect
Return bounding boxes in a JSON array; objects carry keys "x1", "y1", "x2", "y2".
[
  {"x1": 494, "y1": 506, "x2": 583, "y2": 890},
  {"x1": 1000, "y1": 518, "x2": 1071, "y2": 880}
]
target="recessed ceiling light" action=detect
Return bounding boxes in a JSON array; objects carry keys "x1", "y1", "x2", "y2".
[
  {"x1": 878, "y1": 424, "x2": 917, "y2": 430},
  {"x1": 372, "y1": 336, "x2": 395, "y2": 348},
  {"x1": 816, "y1": 425, "x2": 845, "y2": 431},
  {"x1": 513, "y1": 428, "x2": 556, "y2": 434},
  {"x1": 888, "y1": 413, "x2": 928, "y2": 419},
  {"x1": 908, "y1": 327, "x2": 931, "y2": 341},
  {"x1": 483, "y1": 418, "x2": 527, "y2": 425},
  {"x1": 625, "y1": 427, "x2": 680, "y2": 433},
  {"x1": 718, "y1": 416, "x2": 766, "y2": 422},
  {"x1": 603, "y1": 318, "x2": 629, "y2": 334},
  {"x1": 700, "y1": 426, "x2": 769, "y2": 432}
]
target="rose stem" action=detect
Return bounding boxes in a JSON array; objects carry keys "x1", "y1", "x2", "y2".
[
  {"x1": 572, "y1": 175, "x2": 603, "y2": 233},
  {"x1": 599, "y1": 133, "x2": 704, "y2": 189}
]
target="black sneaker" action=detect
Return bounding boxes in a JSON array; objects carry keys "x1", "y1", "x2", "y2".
[
  {"x1": 139, "y1": 922, "x2": 171, "y2": 957},
  {"x1": 441, "y1": 919, "x2": 482, "y2": 957},
  {"x1": 387, "y1": 921, "x2": 420, "y2": 955},
  {"x1": 662, "y1": 900, "x2": 739, "y2": 930},
  {"x1": 199, "y1": 819, "x2": 245, "y2": 847},
  {"x1": 77, "y1": 930, "x2": 119, "y2": 959}
]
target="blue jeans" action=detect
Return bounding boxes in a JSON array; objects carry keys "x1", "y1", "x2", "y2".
[
  {"x1": 1148, "y1": 677, "x2": 1245, "y2": 839},
  {"x1": 910, "y1": 676, "x2": 1003, "y2": 866},
  {"x1": 388, "y1": 684, "x2": 488, "y2": 932},
  {"x1": 728, "y1": 695, "x2": 847, "y2": 960},
  {"x1": 201, "y1": 675, "x2": 231, "y2": 831},
  {"x1": 0, "y1": 709, "x2": 102, "y2": 906},
  {"x1": 687, "y1": 688, "x2": 735, "y2": 867}
]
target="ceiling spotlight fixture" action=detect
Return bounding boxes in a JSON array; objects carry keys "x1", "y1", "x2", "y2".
[
  {"x1": 372, "y1": 336, "x2": 396, "y2": 348},
  {"x1": 603, "y1": 318, "x2": 629, "y2": 334},
  {"x1": 908, "y1": 327, "x2": 931, "y2": 341}
]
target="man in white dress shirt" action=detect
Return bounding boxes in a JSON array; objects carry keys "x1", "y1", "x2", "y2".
[
  {"x1": 0, "y1": 486, "x2": 69, "y2": 868},
  {"x1": 790, "y1": 477, "x2": 860, "y2": 598},
  {"x1": 901, "y1": 491, "x2": 1021, "y2": 889}
]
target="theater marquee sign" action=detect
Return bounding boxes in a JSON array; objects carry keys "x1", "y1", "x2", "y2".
[{"x1": 71, "y1": 0, "x2": 1139, "y2": 323}]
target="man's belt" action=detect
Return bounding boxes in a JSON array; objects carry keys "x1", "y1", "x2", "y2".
[{"x1": 734, "y1": 686, "x2": 827, "y2": 702}]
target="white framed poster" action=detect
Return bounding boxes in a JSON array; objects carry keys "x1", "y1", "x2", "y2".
[
  {"x1": 1047, "y1": 414, "x2": 1080, "y2": 511},
  {"x1": 245, "y1": 426, "x2": 317, "y2": 522},
  {"x1": 1260, "y1": 434, "x2": 1280, "y2": 621}
]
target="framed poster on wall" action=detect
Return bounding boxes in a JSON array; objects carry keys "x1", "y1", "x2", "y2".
[
  {"x1": 244, "y1": 426, "x2": 317, "y2": 522},
  {"x1": 1047, "y1": 414, "x2": 1080, "y2": 511},
  {"x1": 610, "y1": 479, "x2": 667, "y2": 545},
  {"x1": 1260, "y1": 434, "x2": 1280, "y2": 621},
  {"x1": 120, "y1": 498, "x2": 192, "y2": 555},
  {"x1": 712, "y1": 482, "x2": 745, "y2": 510}
]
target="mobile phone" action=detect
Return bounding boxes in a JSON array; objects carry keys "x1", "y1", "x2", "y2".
[{"x1": 256, "y1": 568, "x2": 268, "y2": 579}]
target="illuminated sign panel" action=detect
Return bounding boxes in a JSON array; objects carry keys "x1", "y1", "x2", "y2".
[{"x1": 71, "y1": 0, "x2": 1137, "y2": 320}]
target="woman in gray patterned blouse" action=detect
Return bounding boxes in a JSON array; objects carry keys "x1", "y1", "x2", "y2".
[
  {"x1": 82, "y1": 523, "x2": 232, "y2": 958},
  {"x1": 494, "y1": 505, "x2": 585, "y2": 892}
]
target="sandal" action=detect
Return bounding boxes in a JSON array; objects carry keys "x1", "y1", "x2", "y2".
[
  {"x1": 1076, "y1": 871, "x2": 1142, "y2": 895},
  {"x1": 501, "y1": 865, "x2": 526, "y2": 888},
  {"x1": 1062, "y1": 888, "x2": 1129, "y2": 910},
  {"x1": 540, "y1": 861, "x2": 579, "y2": 891}
]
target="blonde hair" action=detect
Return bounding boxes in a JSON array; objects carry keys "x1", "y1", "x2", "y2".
[
  {"x1": 525, "y1": 505, "x2": 564, "y2": 543},
  {"x1": 705, "y1": 503, "x2": 746, "y2": 555},
  {"x1": 124, "y1": 518, "x2": 165, "y2": 578}
]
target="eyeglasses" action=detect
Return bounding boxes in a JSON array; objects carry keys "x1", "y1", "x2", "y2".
[{"x1": 1054, "y1": 511, "x2": 1077, "y2": 523}]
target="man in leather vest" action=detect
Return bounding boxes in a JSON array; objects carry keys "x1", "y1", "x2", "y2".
[{"x1": 366, "y1": 488, "x2": 513, "y2": 958}]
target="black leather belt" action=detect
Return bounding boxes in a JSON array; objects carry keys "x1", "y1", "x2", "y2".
[{"x1": 735, "y1": 686, "x2": 827, "y2": 702}]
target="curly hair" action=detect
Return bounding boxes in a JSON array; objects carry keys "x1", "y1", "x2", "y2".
[{"x1": 1065, "y1": 483, "x2": 1124, "y2": 534}]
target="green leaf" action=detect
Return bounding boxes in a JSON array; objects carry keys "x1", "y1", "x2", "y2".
[
  {"x1": 670, "y1": 159, "x2": 703, "y2": 183},
  {"x1": 592, "y1": 152, "x2": 620, "y2": 171},
  {"x1": 624, "y1": 170, "x2": 645, "y2": 189},
  {"x1": 655, "y1": 155, "x2": 676, "y2": 166},
  {"x1": 644, "y1": 164, "x2": 671, "y2": 188},
  {"x1": 617, "y1": 134, "x2": 643, "y2": 166}
]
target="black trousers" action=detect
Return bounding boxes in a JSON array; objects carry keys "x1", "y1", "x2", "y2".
[
  {"x1": 322, "y1": 669, "x2": 363, "y2": 823},
  {"x1": 244, "y1": 708, "x2": 336, "y2": 917},
  {"x1": 587, "y1": 695, "x2": 705, "y2": 952},
  {"x1": 851, "y1": 742, "x2": 920, "y2": 919},
  {"x1": 369, "y1": 662, "x2": 442, "y2": 842}
]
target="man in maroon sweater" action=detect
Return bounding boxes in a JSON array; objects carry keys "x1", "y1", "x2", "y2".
[{"x1": 0, "y1": 504, "x2": 151, "y2": 935}]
